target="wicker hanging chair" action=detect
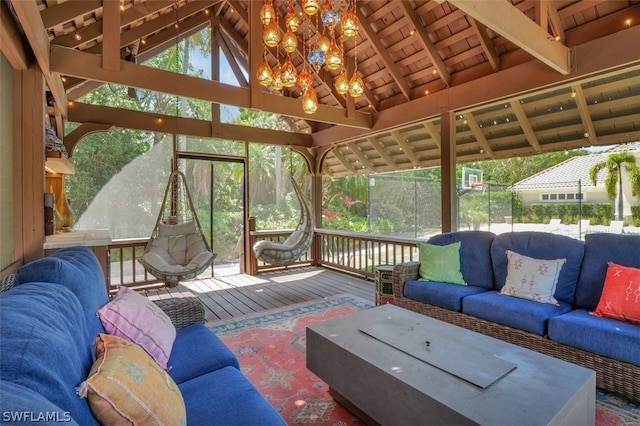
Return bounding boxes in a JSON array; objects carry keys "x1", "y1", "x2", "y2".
[
  {"x1": 253, "y1": 178, "x2": 314, "y2": 266},
  {"x1": 139, "y1": 171, "x2": 216, "y2": 283}
]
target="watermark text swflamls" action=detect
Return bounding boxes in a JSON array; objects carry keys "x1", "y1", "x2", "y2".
[{"x1": 2, "y1": 411, "x2": 72, "y2": 423}]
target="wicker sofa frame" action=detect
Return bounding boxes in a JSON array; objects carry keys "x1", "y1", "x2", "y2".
[{"x1": 392, "y1": 261, "x2": 640, "y2": 402}]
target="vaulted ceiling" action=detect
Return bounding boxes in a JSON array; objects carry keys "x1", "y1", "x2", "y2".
[{"x1": 4, "y1": 0, "x2": 640, "y2": 177}]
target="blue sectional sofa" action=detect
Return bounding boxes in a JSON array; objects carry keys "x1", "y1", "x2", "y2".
[
  {"x1": 393, "y1": 231, "x2": 640, "y2": 401},
  {"x1": 0, "y1": 246, "x2": 285, "y2": 425}
]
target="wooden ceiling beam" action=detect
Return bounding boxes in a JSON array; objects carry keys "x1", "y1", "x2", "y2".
[
  {"x1": 547, "y1": 1, "x2": 565, "y2": 43},
  {"x1": 368, "y1": 137, "x2": 397, "y2": 168},
  {"x1": 423, "y1": 122, "x2": 441, "y2": 149},
  {"x1": 312, "y1": 24, "x2": 640, "y2": 147},
  {"x1": 346, "y1": 142, "x2": 376, "y2": 171},
  {"x1": 463, "y1": 113, "x2": 494, "y2": 158},
  {"x1": 40, "y1": 1, "x2": 102, "y2": 30},
  {"x1": 215, "y1": 27, "x2": 248, "y2": 87},
  {"x1": 391, "y1": 131, "x2": 421, "y2": 167},
  {"x1": 51, "y1": 45, "x2": 373, "y2": 128},
  {"x1": 357, "y1": 9, "x2": 411, "y2": 101},
  {"x1": 509, "y1": 100, "x2": 542, "y2": 153},
  {"x1": 332, "y1": 148, "x2": 358, "y2": 173},
  {"x1": 571, "y1": 85, "x2": 597, "y2": 145},
  {"x1": 400, "y1": 2, "x2": 452, "y2": 86},
  {"x1": 0, "y1": 2, "x2": 29, "y2": 69},
  {"x1": 440, "y1": 0, "x2": 570, "y2": 74},
  {"x1": 9, "y1": 0, "x2": 67, "y2": 118},
  {"x1": 102, "y1": 0, "x2": 121, "y2": 72},
  {"x1": 67, "y1": 102, "x2": 313, "y2": 147},
  {"x1": 469, "y1": 19, "x2": 499, "y2": 71}
]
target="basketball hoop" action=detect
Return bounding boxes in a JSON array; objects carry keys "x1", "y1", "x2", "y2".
[{"x1": 471, "y1": 183, "x2": 482, "y2": 190}]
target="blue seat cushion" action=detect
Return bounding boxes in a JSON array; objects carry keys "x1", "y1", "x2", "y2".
[
  {"x1": 575, "y1": 233, "x2": 640, "y2": 310},
  {"x1": 179, "y1": 366, "x2": 286, "y2": 425},
  {"x1": 428, "y1": 231, "x2": 496, "y2": 289},
  {"x1": 168, "y1": 323, "x2": 239, "y2": 384},
  {"x1": 404, "y1": 280, "x2": 488, "y2": 311},
  {"x1": 549, "y1": 309, "x2": 640, "y2": 366},
  {"x1": 462, "y1": 291, "x2": 573, "y2": 336},
  {"x1": 491, "y1": 232, "x2": 584, "y2": 305},
  {"x1": 15, "y1": 246, "x2": 108, "y2": 341},
  {"x1": 0, "y1": 283, "x2": 98, "y2": 425},
  {"x1": 0, "y1": 381, "x2": 80, "y2": 425}
]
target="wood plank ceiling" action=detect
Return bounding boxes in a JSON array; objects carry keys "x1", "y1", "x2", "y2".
[{"x1": 6, "y1": 0, "x2": 640, "y2": 177}]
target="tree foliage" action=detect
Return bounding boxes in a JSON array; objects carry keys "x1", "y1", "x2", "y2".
[{"x1": 589, "y1": 152, "x2": 640, "y2": 220}]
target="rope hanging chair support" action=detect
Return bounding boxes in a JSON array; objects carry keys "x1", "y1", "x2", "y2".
[
  {"x1": 139, "y1": 170, "x2": 216, "y2": 283},
  {"x1": 253, "y1": 178, "x2": 314, "y2": 266}
]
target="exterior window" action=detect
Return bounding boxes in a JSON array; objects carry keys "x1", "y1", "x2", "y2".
[
  {"x1": 550, "y1": 194, "x2": 557, "y2": 200},
  {"x1": 558, "y1": 194, "x2": 565, "y2": 200},
  {"x1": 567, "y1": 193, "x2": 574, "y2": 200},
  {"x1": 542, "y1": 194, "x2": 549, "y2": 200},
  {"x1": 577, "y1": 193, "x2": 583, "y2": 200}
]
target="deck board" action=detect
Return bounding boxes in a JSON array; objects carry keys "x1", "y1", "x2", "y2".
[{"x1": 144, "y1": 267, "x2": 376, "y2": 322}]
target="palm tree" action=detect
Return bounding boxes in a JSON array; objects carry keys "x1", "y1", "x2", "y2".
[{"x1": 589, "y1": 152, "x2": 640, "y2": 221}]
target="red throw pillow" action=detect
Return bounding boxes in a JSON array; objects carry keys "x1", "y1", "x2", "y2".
[{"x1": 592, "y1": 262, "x2": 640, "y2": 325}]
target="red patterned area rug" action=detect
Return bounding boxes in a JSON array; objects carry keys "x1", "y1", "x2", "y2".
[{"x1": 206, "y1": 294, "x2": 640, "y2": 425}]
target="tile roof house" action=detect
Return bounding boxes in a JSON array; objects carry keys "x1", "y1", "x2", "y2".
[{"x1": 512, "y1": 142, "x2": 640, "y2": 218}]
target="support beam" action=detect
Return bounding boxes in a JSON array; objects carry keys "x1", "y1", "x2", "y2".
[
  {"x1": 51, "y1": 46, "x2": 373, "y2": 129},
  {"x1": 368, "y1": 137, "x2": 397, "y2": 168},
  {"x1": 10, "y1": 0, "x2": 67, "y2": 118},
  {"x1": 424, "y1": 122, "x2": 441, "y2": 149},
  {"x1": 464, "y1": 113, "x2": 495, "y2": 158},
  {"x1": 400, "y1": 2, "x2": 451, "y2": 86},
  {"x1": 571, "y1": 85, "x2": 597, "y2": 145},
  {"x1": 0, "y1": 2, "x2": 28, "y2": 69},
  {"x1": 66, "y1": 102, "x2": 313, "y2": 148},
  {"x1": 311, "y1": 24, "x2": 640, "y2": 147},
  {"x1": 509, "y1": 100, "x2": 543, "y2": 152},
  {"x1": 469, "y1": 19, "x2": 499, "y2": 71},
  {"x1": 102, "y1": 0, "x2": 121, "y2": 72},
  {"x1": 440, "y1": 111, "x2": 456, "y2": 233},
  {"x1": 332, "y1": 148, "x2": 357, "y2": 173},
  {"x1": 391, "y1": 131, "x2": 421, "y2": 166},
  {"x1": 64, "y1": 122, "x2": 114, "y2": 155},
  {"x1": 40, "y1": 1, "x2": 102, "y2": 30},
  {"x1": 441, "y1": 0, "x2": 570, "y2": 74},
  {"x1": 346, "y1": 142, "x2": 376, "y2": 171}
]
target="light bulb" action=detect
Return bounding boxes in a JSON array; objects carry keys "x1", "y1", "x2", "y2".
[
  {"x1": 302, "y1": 86, "x2": 318, "y2": 114},
  {"x1": 325, "y1": 41, "x2": 342, "y2": 70},
  {"x1": 335, "y1": 71, "x2": 349, "y2": 95},
  {"x1": 260, "y1": 2, "x2": 275, "y2": 25},
  {"x1": 348, "y1": 70, "x2": 364, "y2": 97},
  {"x1": 281, "y1": 57, "x2": 298, "y2": 88},
  {"x1": 263, "y1": 21, "x2": 280, "y2": 47},
  {"x1": 282, "y1": 30, "x2": 298, "y2": 53},
  {"x1": 257, "y1": 59, "x2": 274, "y2": 87},
  {"x1": 271, "y1": 65, "x2": 283, "y2": 91}
]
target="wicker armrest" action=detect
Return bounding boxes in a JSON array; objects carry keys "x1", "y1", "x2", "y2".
[
  {"x1": 1, "y1": 274, "x2": 16, "y2": 294},
  {"x1": 153, "y1": 297, "x2": 205, "y2": 329},
  {"x1": 392, "y1": 261, "x2": 420, "y2": 299}
]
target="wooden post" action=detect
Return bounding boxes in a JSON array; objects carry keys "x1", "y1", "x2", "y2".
[
  {"x1": 246, "y1": 216, "x2": 257, "y2": 275},
  {"x1": 440, "y1": 111, "x2": 457, "y2": 232}
]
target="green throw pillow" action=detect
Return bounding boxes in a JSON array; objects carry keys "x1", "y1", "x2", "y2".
[{"x1": 418, "y1": 241, "x2": 466, "y2": 285}]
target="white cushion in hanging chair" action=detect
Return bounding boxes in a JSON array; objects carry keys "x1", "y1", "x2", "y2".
[{"x1": 140, "y1": 221, "x2": 214, "y2": 281}]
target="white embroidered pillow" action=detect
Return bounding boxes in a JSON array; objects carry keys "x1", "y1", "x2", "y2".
[{"x1": 500, "y1": 250, "x2": 566, "y2": 305}]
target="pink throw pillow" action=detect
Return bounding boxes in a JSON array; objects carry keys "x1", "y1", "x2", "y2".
[{"x1": 97, "y1": 286, "x2": 176, "y2": 370}]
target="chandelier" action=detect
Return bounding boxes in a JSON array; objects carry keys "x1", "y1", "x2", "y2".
[{"x1": 257, "y1": 0, "x2": 362, "y2": 114}]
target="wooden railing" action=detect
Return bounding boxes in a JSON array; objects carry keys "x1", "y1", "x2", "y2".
[
  {"x1": 314, "y1": 229, "x2": 420, "y2": 279},
  {"x1": 108, "y1": 229, "x2": 421, "y2": 290}
]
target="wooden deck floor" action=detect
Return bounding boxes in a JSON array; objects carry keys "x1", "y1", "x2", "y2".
[{"x1": 144, "y1": 266, "x2": 375, "y2": 323}]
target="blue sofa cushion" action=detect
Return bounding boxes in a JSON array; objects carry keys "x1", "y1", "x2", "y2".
[
  {"x1": 179, "y1": 366, "x2": 286, "y2": 425},
  {"x1": 428, "y1": 231, "x2": 496, "y2": 289},
  {"x1": 462, "y1": 291, "x2": 573, "y2": 336},
  {"x1": 15, "y1": 246, "x2": 108, "y2": 341},
  {"x1": 168, "y1": 323, "x2": 240, "y2": 384},
  {"x1": 0, "y1": 381, "x2": 80, "y2": 425},
  {"x1": 404, "y1": 280, "x2": 488, "y2": 311},
  {"x1": 490, "y1": 232, "x2": 584, "y2": 305},
  {"x1": 549, "y1": 309, "x2": 640, "y2": 366},
  {"x1": 575, "y1": 233, "x2": 640, "y2": 310},
  {"x1": 0, "y1": 283, "x2": 98, "y2": 425}
]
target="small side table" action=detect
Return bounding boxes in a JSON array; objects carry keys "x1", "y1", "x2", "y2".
[{"x1": 374, "y1": 264, "x2": 395, "y2": 305}]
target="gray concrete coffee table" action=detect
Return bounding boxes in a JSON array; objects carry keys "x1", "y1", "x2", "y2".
[{"x1": 307, "y1": 304, "x2": 595, "y2": 425}]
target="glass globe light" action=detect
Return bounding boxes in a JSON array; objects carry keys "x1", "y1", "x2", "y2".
[
  {"x1": 317, "y1": 33, "x2": 331, "y2": 53},
  {"x1": 257, "y1": 59, "x2": 274, "y2": 87},
  {"x1": 334, "y1": 70, "x2": 349, "y2": 95},
  {"x1": 307, "y1": 49, "x2": 325, "y2": 72},
  {"x1": 302, "y1": 86, "x2": 318, "y2": 114},
  {"x1": 341, "y1": 10, "x2": 359, "y2": 37},
  {"x1": 322, "y1": 8, "x2": 340, "y2": 32},
  {"x1": 302, "y1": 0, "x2": 320, "y2": 15},
  {"x1": 285, "y1": 12, "x2": 300, "y2": 32},
  {"x1": 325, "y1": 41, "x2": 342, "y2": 70},
  {"x1": 296, "y1": 65, "x2": 313, "y2": 91},
  {"x1": 281, "y1": 57, "x2": 298, "y2": 88},
  {"x1": 260, "y1": 2, "x2": 275, "y2": 25},
  {"x1": 282, "y1": 30, "x2": 298, "y2": 53},
  {"x1": 271, "y1": 66, "x2": 283, "y2": 91},
  {"x1": 263, "y1": 21, "x2": 280, "y2": 47},
  {"x1": 348, "y1": 70, "x2": 364, "y2": 97}
]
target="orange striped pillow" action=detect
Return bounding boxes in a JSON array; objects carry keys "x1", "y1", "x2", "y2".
[
  {"x1": 78, "y1": 334, "x2": 186, "y2": 425},
  {"x1": 592, "y1": 262, "x2": 640, "y2": 325}
]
